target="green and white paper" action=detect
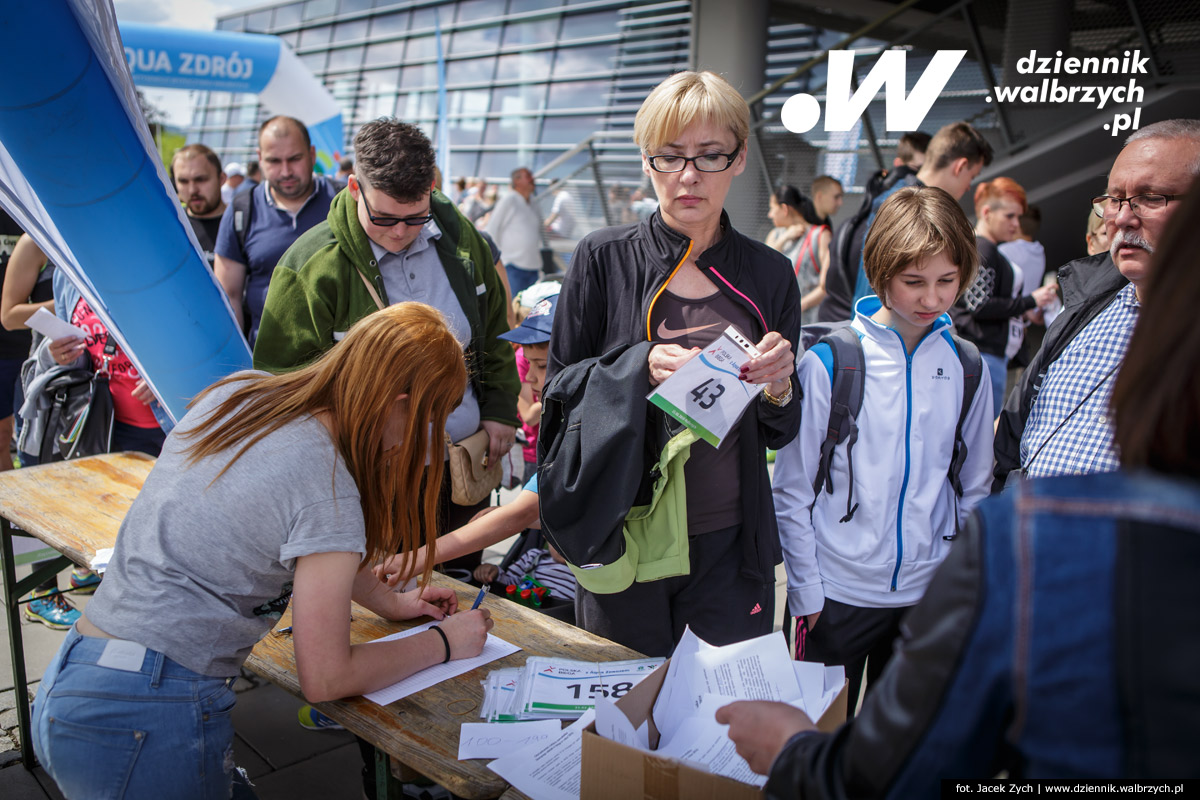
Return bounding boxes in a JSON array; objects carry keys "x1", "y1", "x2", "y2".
[{"x1": 648, "y1": 325, "x2": 761, "y2": 448}]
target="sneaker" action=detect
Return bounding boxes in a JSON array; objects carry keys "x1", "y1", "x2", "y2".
[
  {"x1": 70, "y1": 568, "x2": 102, "y2": 595},
  {"x1": 298, "y1": 704, "x2": 344, "y2": 731},
  {"x1": 24, "y1": 590, "x2": 80, "y2": 630}
]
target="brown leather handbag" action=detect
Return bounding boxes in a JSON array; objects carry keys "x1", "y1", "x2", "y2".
[{"x1": 446, "y1": 430, "x2": 500, "y2": 505}]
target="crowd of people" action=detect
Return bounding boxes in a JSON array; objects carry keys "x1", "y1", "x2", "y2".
[
  {"x1": 8, "y1": 67, "x2": 1198, "y2": 798},
  {"x1": 722, "y1": 120, "x2": 1200, "y2": 795}
]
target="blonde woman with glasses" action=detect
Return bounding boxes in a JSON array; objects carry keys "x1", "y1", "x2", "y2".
[{"x1": 546, "y1": 71, "x2": 802, "y2": 657}]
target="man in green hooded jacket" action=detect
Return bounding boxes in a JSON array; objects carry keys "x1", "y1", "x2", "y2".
[{"x1": 254, "y1": 118, "x2": 519, "y2": 475}]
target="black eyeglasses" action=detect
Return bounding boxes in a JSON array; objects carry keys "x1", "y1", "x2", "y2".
[
  {"x1": 360, "y1": 186, "x2": 433, "y2": 227},
  {"x1": 1091, "y1": 193, "x2": 1180, "y2": 219},
  {"x1": 645, "y1": 144, "x2": 742, "y2": 174}
]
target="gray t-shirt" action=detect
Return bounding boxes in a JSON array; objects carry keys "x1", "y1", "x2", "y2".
[{"x1": 87, "y1": 374, "x2": 366, "y2": 677}]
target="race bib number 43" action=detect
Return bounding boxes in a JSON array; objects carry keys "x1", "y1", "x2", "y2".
[{"x1": 648, "y1": 326, "x2": 760, "y2": 448}]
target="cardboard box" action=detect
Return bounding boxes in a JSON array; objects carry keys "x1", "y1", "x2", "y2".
[{"x1": 580, "y1": 659, "x2": 848, "y2": 800}]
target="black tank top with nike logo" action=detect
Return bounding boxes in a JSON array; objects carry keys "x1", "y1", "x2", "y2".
[{"x1": 649, "y1": 288, "x2": 755, "y2": 534}]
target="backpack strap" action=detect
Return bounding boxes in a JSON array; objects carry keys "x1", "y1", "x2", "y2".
[
  {"x1": 810, "y1": 326, "x2": 865, "y2": 523},
  {"x1": 231, "y1": 187, "x2": 254, "y2": 259},
  {"x1": 39, "y1": 388, "x2": 67, "y2": 463},
  {"x1": 793, "y1": 227, "x2": 813, "y2": 279},
  {"x1": 357, "y1": 267, "x2": 385, "y2": 310},
  {"x1": 793, "y1": 225, "x2": 827, "y2": 279},
  {"x1": 942, "y1": 332, "x2": 982, "y2": 499},
  {"x1": 941, "y1": 331, "x2": 983, "y2": 540}
]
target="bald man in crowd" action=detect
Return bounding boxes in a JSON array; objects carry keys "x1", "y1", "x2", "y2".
[{"x1": 214, "y1": 116, "x2": 339, "y2": 342}]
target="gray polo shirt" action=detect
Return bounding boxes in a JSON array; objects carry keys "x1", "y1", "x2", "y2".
[{"x1": 369, "y1": 226, "x2": 480, "y2": 443}]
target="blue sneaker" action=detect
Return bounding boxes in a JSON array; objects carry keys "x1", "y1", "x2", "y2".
[
  {"x1": 70, "y1": 568, "x2": 101, "y2": 595},
  {"x1": 297, "y1": 704, "x2": 344, "y2": 731},
  {"x1": 24, "y1": 590, "x2": 80, "y2": 630}
]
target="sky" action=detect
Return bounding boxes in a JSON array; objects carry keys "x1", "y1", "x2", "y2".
[{"x1": 114, "y1": 0, "x2": 264, "y2": 126}]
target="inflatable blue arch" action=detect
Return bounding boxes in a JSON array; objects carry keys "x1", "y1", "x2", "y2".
[
  {"x1": 0, "y1": 0, "x2": 346, "y2": 422},
  {"x1": 119, "y1": 22, "x2": 345, "y2": 175}
]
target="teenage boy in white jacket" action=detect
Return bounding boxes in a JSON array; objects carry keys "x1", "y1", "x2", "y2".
[{"x1": 773, "y1": 186, "x2": 994, "y2": 711}]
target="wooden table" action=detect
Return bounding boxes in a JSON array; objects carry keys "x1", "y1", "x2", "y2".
[
  {"x1": 0, "y1": 452, "x2": 643, "y2": 800},
  {"x1": 249, "y1": 576, "x2": 642, "y2": 799},
  {"x1": 0, "y1": 452, "x2": 155, "y2": 768}
]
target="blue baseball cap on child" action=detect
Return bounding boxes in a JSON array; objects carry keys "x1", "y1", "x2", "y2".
[{"x1": 499, "y1": 294, "x2": 558, "y2": 345}]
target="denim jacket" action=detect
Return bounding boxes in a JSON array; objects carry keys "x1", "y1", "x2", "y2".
[{"x1": 768, "y1": 470, "x2": 1200, "y2": 797}]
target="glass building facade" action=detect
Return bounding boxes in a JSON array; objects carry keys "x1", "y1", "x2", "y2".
[
  {"x1": 189, "y1": 0, "x2": 994, "y2": 243},
  {"x1": 195, "y1": 0, "x2": 692, "y2": 185}
]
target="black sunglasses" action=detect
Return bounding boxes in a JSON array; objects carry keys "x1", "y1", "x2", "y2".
[{"x1": 359, "y1": 184, "x2": 433, "y2": 227}]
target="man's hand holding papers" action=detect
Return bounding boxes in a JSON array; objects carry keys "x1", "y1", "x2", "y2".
[
  {"x1": 596, "y1": 627, "x2": 845, "y2": 787},
  {"x1": 715, "y1": 700, "x2": 816, "y2": 775}
]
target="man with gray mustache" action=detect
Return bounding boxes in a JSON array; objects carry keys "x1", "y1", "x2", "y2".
[{"x1": 993, "y1": 119, "x2": 1200, "y2": 490}]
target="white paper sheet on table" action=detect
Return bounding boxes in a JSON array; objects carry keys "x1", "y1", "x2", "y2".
[
  {"x1": 480, "y1": 667, "x2": 524, "y2": 722},
  {"x1": 89, "y1": 547, "x2": 114, "y2": 574},
  {"x1": 362, "y1": 621, "x2": 520, "y2": 706},
  {"x1": 458, "y1": 720, "x2": 562, "y2": 760},
  {"x1": 487, "y1": 710, "x2": 594, "y2": 800},
  {"x1": 26, "y1": 307, "x2": 86, "y2": 342}
]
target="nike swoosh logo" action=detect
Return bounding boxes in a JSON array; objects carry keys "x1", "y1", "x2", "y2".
[{"x1": 657, "y1": 320, "x2": 720, "y2": 339}]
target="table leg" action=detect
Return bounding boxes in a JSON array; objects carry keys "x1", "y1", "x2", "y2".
[
  {"x1": 1, "y1": 516, "x2": 72, "y2": 770},
  {"x1": 2, "y1": 516, "x2": 33, "y2": 769},
  {"x1": 374, "y1": 747, "x2": 405, "y2": 800}
]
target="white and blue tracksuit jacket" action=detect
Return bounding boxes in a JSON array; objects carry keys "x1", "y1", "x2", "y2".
[{"x1": 773, "y1": 296, "x2": 994, "y2": 616}]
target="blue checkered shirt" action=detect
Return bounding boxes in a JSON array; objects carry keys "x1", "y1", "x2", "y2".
[{"x1": 1021, "y1": 283, "x2": 1139, "y2": 477}]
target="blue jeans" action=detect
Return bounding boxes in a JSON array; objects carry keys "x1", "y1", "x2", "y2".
[
  {"x1": 506, "y1": 264, "x2": 540, "y2": 300},
  {"x1": 982, "y1": 352, "x2": 1007, "y2": 420},
  {"x1": 32, "y1": 627, "x2": 242, "y2": 800}
]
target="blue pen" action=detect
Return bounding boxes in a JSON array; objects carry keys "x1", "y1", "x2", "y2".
[{"x1": 471, "y1": 585, "x2": 487, "y2": 610}]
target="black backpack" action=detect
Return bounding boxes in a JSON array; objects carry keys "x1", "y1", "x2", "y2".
[
  {"x1": 232, "y1": 179, "x2": 343, "y2": 250},
  {"x1": 819, "y1": 167, "x2": 917, "y2": 322},
  {"x1": 23, "y1": 337, "x2": 116, "y2": 463},
  {"x1": 800, "y1": 322, "x2": 983, "y2": 534}
]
